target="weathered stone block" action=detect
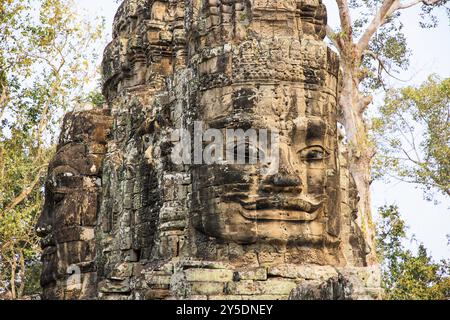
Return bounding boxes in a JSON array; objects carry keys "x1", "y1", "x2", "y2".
[
  {"x1": 190, "y1": 282, "x2": 225, "y2": 295},
  {"x1": 268, "y1": 264, "x2": 338, "y2": 281},
  {"x1": 146, "y1": 274, "x2": 171, "y2": 288},
  {"x1": 234, "y1": 268, "x2": 267, "y2": 281},
  {"x1": 208, "y1": 295, "x2": 244, "y2": 300},
  {"x1": 178, "y1": 260, "x2": 233, "y2": 270},
  {"x1": 109, "y1": 262, "x2": 133, "y2": 281},
  {"x1": 99, "y1": 279, "x2": 131, "y2": 294},
  {"x1": 184, "y1": 269, "x2": 234, "y2": 283},
  {"x1": 225, "y1": 280, "x2": 255, "y2": 295},
  {"x1": 254, "y1": 279, "x2": 298, "y2": 295},
  {"x1": 144, "y1": 289, "x2": 171, "y2": 300}
]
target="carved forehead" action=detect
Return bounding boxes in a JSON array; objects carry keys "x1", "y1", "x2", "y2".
[
  {"x1": 49, "y1": 143, "x2": 87, "y2": 168},
  {"x1": 58, "y1": 111, "x2": 112, "y2": 146},
  {"x1": 199, "y1": 85, "x2": 335, "y2": 121},
  {"x1": 48, "y1": 142, "x2": 99, "y2": 176}
]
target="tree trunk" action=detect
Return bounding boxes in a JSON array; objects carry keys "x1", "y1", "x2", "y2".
[
  {"x1": 10, "y1": 257, "x2": 16, "y2": 300},
  {"x1": 330, "y1": 0, "x2": 444, "y2": 267},
  {"x1": 18, "y1": 250, "x2": 25, "y2": 299},
  {"x1": 339, "y1": 62, "x2": 378, "y2": 265},
  {"x1": 350, "y1": 154, "x2": 376, "y2": 264}
]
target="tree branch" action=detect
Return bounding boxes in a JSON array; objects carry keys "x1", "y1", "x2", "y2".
[
  {"x1": 398, "y1": 0, "x2": 423, "y2": 9},
  {"x1": 396, "y1": 111, "x2": 423, "y2": 163},
  {"x1": 363, "y1": 50, "x2": 410, "y2": 82},
  {"x1": 402, "y1": 148, "x2": 420, "y2": 165},
  {"x1": 358, "y1": 0, "x2": 443, "y2": 53},
  {"x1": 357, "y1": 0, "x2": 399, "y2": 53},
  {"x1": 335, "y1": 0, "x2": 353, "y2": 38},
  {"x1": 0, "y1": 86, "x2": 9, "y2": 120},
  {"x1": 399, "y1": 0, "x2": 441, "y2": 9},
  {"x1": 326, "y1": 25, "x2": 340, "y2": 51},
  {"x1": 3, "y1": 166, "x2": 47, "y2": 214},
  {"x1": 18, "y1": 250, "x2": 25, "y2": 299}
]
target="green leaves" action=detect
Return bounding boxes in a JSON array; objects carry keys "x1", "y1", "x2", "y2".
[
  {"x1": 361, "y1": 16, "x2": 410, "y2": 91},
  {"x1": 373, "y1": 76, "x2": 450, "y2": 200},
  {"x1": 376, "y1": 205, "x2": 450, "y2": 300},
  {"x1": 419, "y1": 0, "x2": 449, "y2": 28},
  {"x1": 0, "y1": 0, "x2": 105, "y2": 299}
]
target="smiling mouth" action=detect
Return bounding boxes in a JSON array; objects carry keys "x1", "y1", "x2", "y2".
[{"x1": 237, "y1": 197, "x2": 322, "y2": 221}]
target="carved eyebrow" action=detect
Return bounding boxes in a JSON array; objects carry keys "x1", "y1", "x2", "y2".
[
  {"x1": 299, "y1": 144, "x2": 331, "y2": 154},
  {"x1": 306, "y1": 119, "x2": 326, "y2": 141},
  {"x1": 50, "y1": 165, "x2": 79, "y2": 177}
]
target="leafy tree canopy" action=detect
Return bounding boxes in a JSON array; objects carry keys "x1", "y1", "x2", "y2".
[
  {"x1": 373, "y1": 76, "x2": 450, "y2": 200},
  {"x1": 377, "y1": 205, "x2": 450, "y2": 299},
  {"x1": 0, "y1": 0, "x2": 105, "y2": 299}
]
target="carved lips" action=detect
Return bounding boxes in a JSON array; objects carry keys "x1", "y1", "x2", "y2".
[{"x1": 237, "y1": 196, "x2": 322, "y2": 221}]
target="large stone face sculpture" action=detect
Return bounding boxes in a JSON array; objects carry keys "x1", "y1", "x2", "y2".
[
  {"x1": 187, "y1": 0, "x2": 341, "y2": 257},
  {"x1": 38, "y1": 0, "x2": 381, "y2": 300},
  {"x1": 36, "y1": 109, "x2": 112, "y2": 299}
]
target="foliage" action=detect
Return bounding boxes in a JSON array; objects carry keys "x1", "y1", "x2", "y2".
[
  {"x1": 376, "y1": 205, "x2": 450, "y2": 300},
  {"x1": 337, "y1": 0, "x2": 449, "y2": 92},
  {"x1": 0, "y1": 0, "x2": 105, "y2": 299},
  {"x1": 348, "y1": 1, "x2": 409, "y2": 91},
  {"x1": 326, "y1": 0, "x2": 449, "y2": 257},
  {"x1": 373, "y1": 76, "x2": 450, "y2": 200}
]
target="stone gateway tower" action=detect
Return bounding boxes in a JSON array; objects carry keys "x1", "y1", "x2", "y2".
[{"x1": 37, "y1": 0, "x2": 382, "y2": 300}]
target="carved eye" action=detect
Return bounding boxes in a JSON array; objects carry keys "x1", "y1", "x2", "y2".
[{"x1": 299, "y1": 146, "x2": 328, "y2": 162}]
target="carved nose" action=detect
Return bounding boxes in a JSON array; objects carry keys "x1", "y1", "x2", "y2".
[
  {"x1": 263, "y1": 148, "x2": 302, "y2": 190},
  {"x1": 36, "y1": 206, "x2": 52, "y2": 237}
]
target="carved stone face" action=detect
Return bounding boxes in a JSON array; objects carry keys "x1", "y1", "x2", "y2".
[
  {"x1": 36, "y1": 111, "x2": 110, "y2": 298},
  {"x1": 192, "y1": 84, "x2": 340, "y2": 245},
  {"x1": 36, "y1": 142, "x2": 100, "y2": 287}
]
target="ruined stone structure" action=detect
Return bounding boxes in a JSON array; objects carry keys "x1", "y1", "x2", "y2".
[{"x1": 37, "y1": 0, "x2": 382, "y2": 300}]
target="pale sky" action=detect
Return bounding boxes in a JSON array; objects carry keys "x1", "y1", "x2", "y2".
[{"x1": 76, "y1": 0, "x2": 449, "y2": 260}]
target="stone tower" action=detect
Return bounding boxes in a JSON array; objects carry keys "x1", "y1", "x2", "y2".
[{"x1": 37, "y1": 0, "x2": 381, "y2": 300}]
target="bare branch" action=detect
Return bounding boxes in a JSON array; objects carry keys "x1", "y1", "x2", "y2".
[
  {"x1": 358, "y1": 94, "x2": 374, "y2": 114},
  {"x1": 335, "y1": 0, "x2": 353, "y2": 38},
  {"x1": 358, "y1": 0, "x2": 443, "y2": 53},
  {"x1": 326, "y1": 25, "x2": 340, "y2": 51},
  {"x1": 402, "y1": 148, "x2": 420, "y2": 165},
  {"x1": 399, "y1": 0, "x2": 441, "y2": 9},
  {"x1": 397, "y1": 111, "x2": 422, "y2": 162},
  {"x1": 357, "y1": 0, "x2": 398, "y2": 53},
  {"x1": 404, "y1": 174, "x2": 450, "y2": 196},
  {"x1": 3, "y1": 166, "x2": 47, "y2": 214},
  {"x1": 398, "y1": 0, "x2": 423, "y2": 9},
  {"x1": 363, "y1": 50, "x2": 411, "y2": 82}
]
